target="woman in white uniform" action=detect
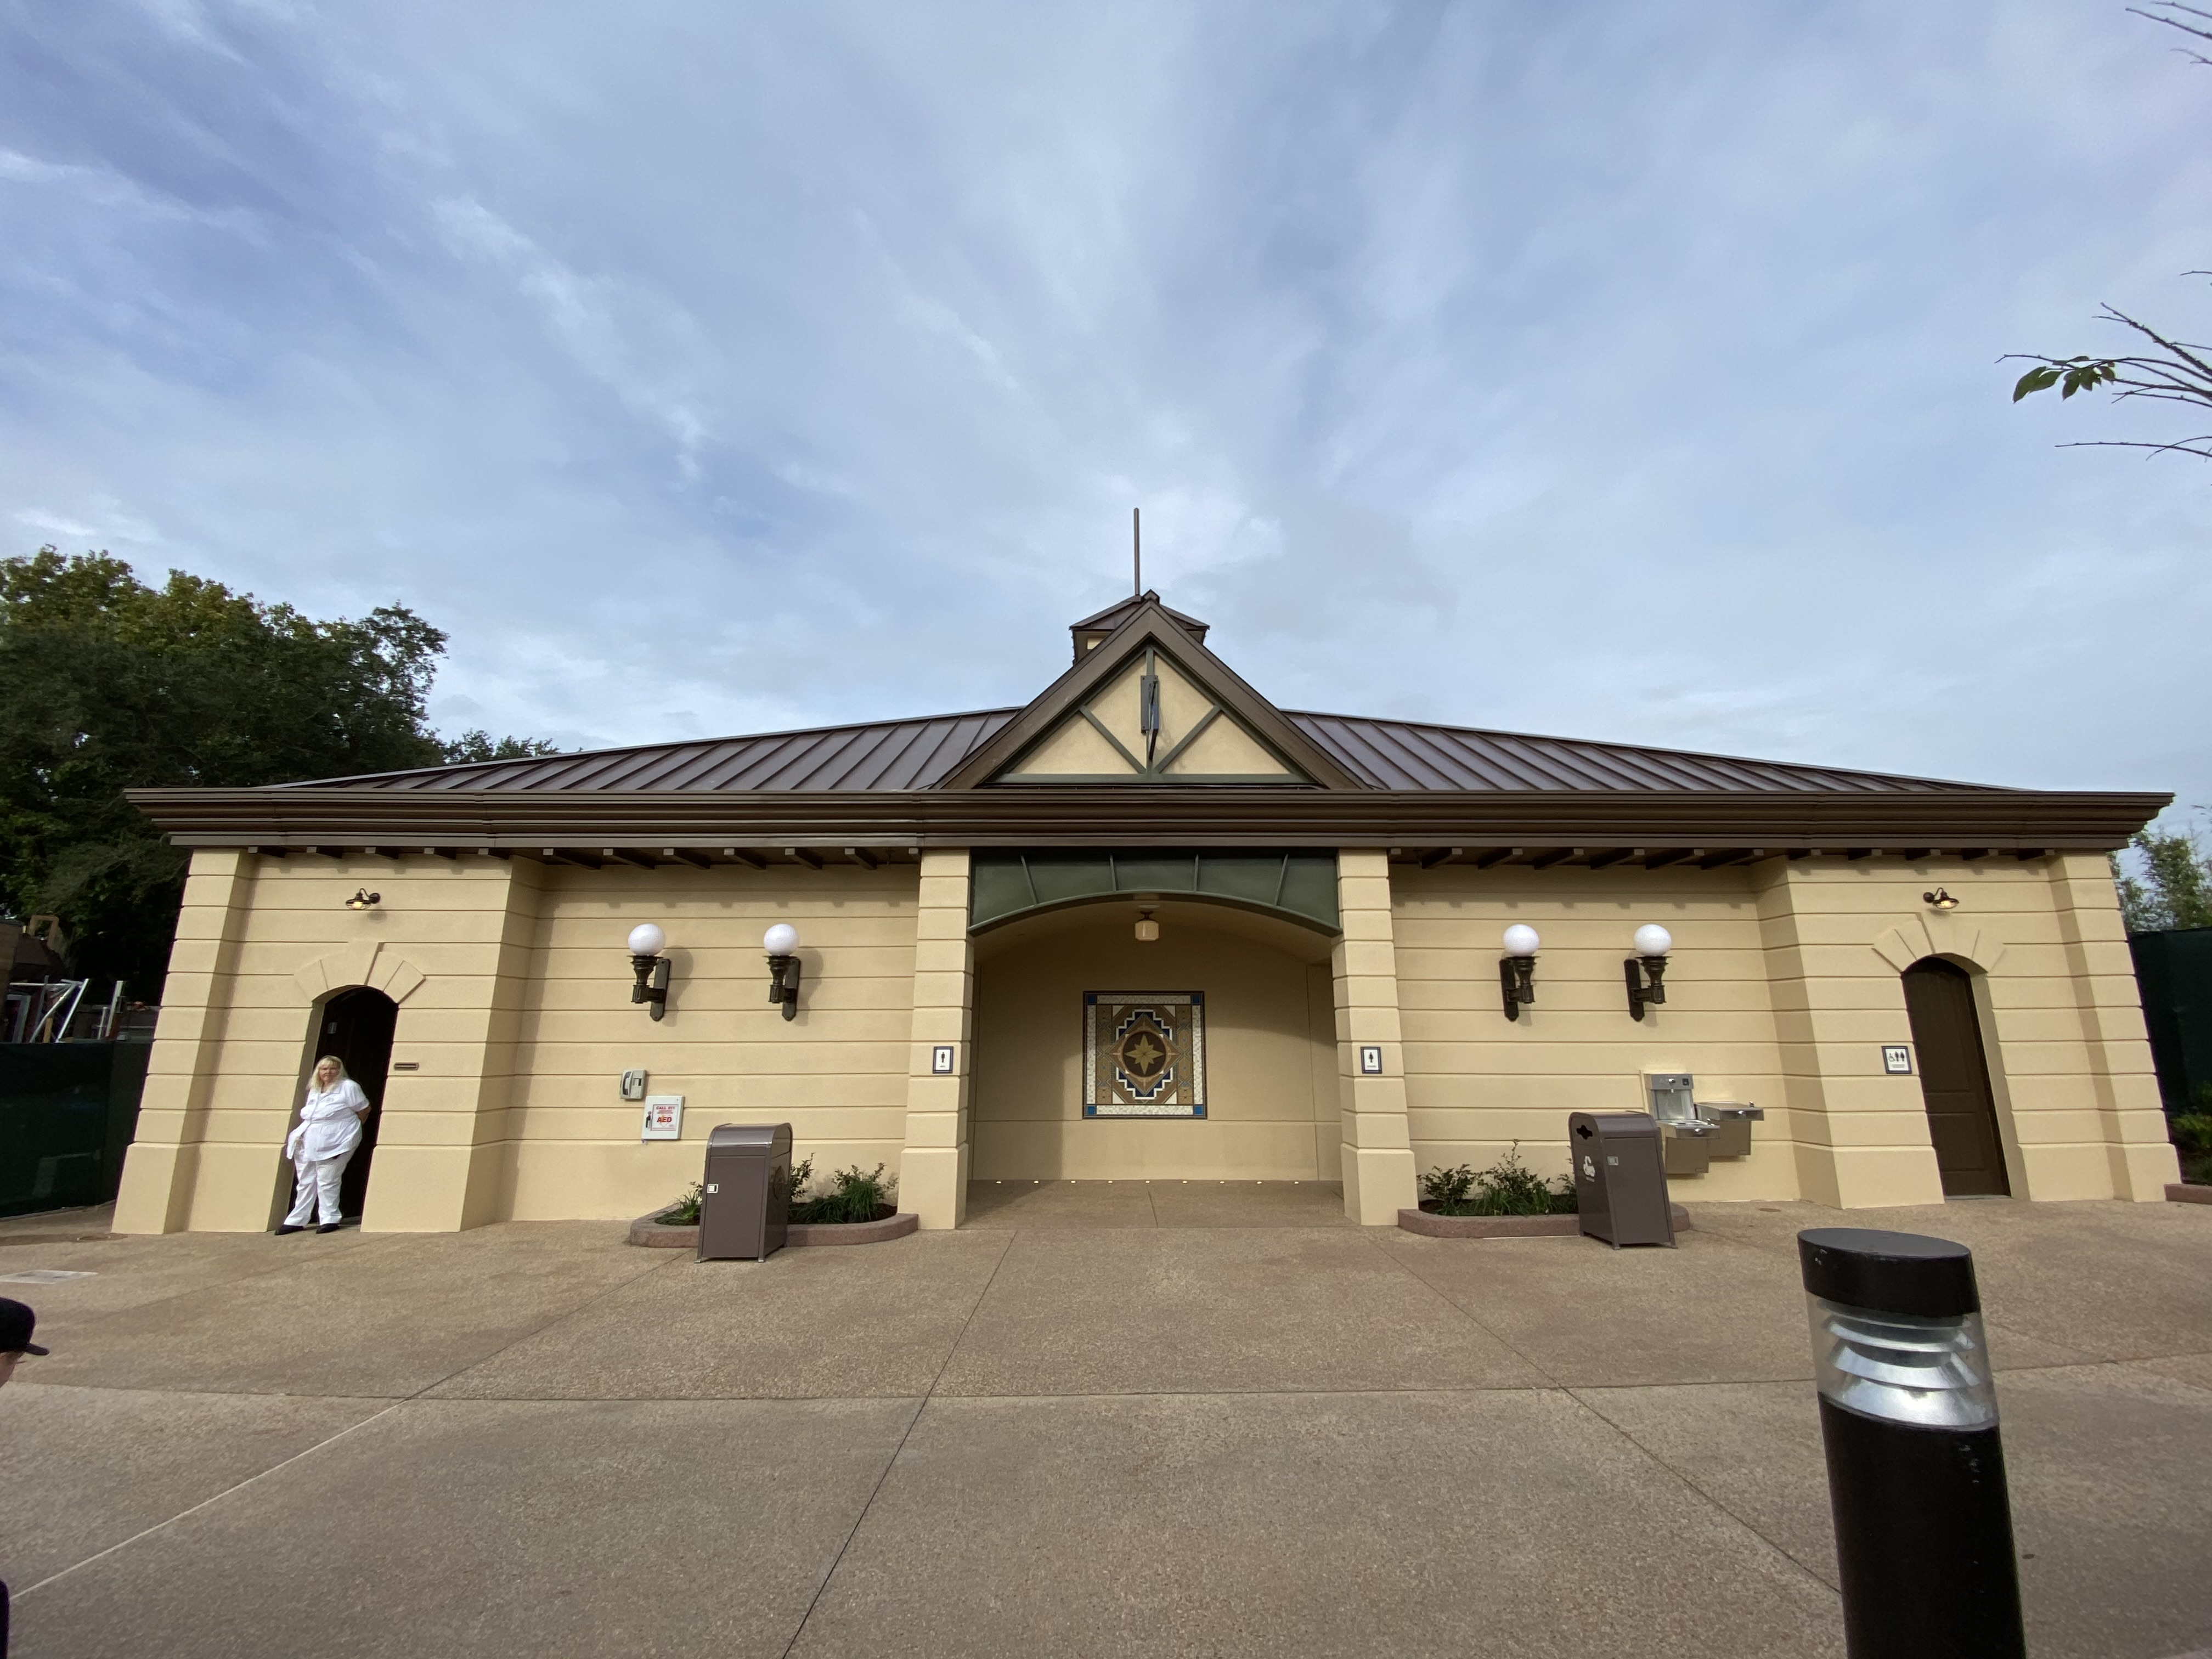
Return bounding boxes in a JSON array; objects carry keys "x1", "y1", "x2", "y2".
[{"x1": 278, "y1": 1055, "x2": 371, "y2": 1234}]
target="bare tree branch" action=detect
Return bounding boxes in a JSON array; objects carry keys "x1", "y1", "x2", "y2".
[{"x1": 2130, "y1": 1, "x2": 2212, "y2": 63}]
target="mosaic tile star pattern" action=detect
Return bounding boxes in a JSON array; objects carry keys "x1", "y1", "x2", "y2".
[{"x1": 1084, "y1": 991, "x2": 1206, "y2": 1117}]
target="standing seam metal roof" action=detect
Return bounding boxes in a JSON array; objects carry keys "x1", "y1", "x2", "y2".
[{"x1": 280, "y1": 708, "x2": 1997, "y2": 794}]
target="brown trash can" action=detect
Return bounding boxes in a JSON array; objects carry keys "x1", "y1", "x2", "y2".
[
  {"x1": 1569, "y1": 1111, "x2": 1677, "y2": 1248},
  {"x1": 698, "y1": 1123, "x2": 793, "y2": 1261}
]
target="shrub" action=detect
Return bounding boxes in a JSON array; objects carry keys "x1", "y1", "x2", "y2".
[
  {"x1": 655, "y1": 1182, "x2": 703, "y2": 1226},
  {"x1": 789, "y1": 1163, "x2": 895, "y2": 1224},
  {"x1": 1421, "y1": 1164, "x2": 1480, "y2": 1211},
  {"x1": 782, "y1": 1156, "x2": 816, "y2": 1210},
  {"x1": 2171, "y1": 1114, "x2": 2212, "y2": 1184},
  {"x1": 1421, "y1": 1144, "x2": 1576, "y2": 1216}
]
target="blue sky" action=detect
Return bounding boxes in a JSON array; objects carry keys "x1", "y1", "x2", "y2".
[{"x1": 2, "y1": 2, "x2": 2208, "y2": 805}]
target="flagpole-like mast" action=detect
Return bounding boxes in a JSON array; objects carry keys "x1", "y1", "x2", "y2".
[{"x1": 1133, "y1": 506, "x2": 1141, "y2": 597}]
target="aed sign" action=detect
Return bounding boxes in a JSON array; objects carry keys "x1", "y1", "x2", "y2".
[
  {"x1": 1881, "y1": 1045, "x2": 1914, "y2": 1076},
  {"x1": 640, "y1": 1094, "x2": 685, "y2": 1141}
]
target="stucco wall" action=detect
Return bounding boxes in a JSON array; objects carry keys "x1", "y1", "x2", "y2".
[
  {"x1": 116, "y1": 843, "x2": 2175, "y2": 1233},
  {"x1": 1393, "y1": 859, "x2": 1791, "y2": 1199},
  {"x1": 969, "y1": 901, "x2": 1338, "y2": 1181},
  {"x1": 1390, "y1": 853, "x2": 2177, "y2": 1205},
  {"x1": 116, "y1": 850, "x2": 921, "y2": 1231}
]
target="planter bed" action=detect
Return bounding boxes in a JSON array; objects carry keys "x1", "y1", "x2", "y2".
[
  {"x1": 1397, "y1": 1203, "x2": 1693, "y2": 1240},
  {"x1": 627, "y1": 1211, "x2": 919, "y2": 1249},
  {"x1": 2167, "y1": 1183, "x2": 2212, "y2": 1206}
]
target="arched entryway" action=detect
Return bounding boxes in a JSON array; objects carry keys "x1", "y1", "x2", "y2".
[
  {"x1": 971, "y1": 896, "x2": 1339, "y2": 1182},
  {"x1": 1901, "y1": 957, "x2": 2009, "y2": 1197},
  {"x1": 297, "y1": 986, "x2": 398, "y2": 1222}
]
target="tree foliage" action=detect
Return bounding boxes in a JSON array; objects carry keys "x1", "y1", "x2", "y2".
[
  {"x1": 0, "y1": 548, "x2": 550, "y2": 994},
  {"x1": 438, "y1": 729, "x2": 562, "y2": 765},
  {"x1": 2009, "y1": 4, "x2": 2212, "y2": 461},
  {"x1": 2111, "y1": 821, "x2": 2212, "y2": 932}
]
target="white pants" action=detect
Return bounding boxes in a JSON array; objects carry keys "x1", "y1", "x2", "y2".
[{"x1": 284, "y1": 1150, "x2": 352, "y2": 1227}]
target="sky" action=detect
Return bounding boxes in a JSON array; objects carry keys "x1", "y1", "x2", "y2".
[{"x1": 2, "y1": 2, "x2": 2209, "y2": 809}]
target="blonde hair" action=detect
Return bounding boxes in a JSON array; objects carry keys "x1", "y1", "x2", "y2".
[{"x1": 312, "y1": 1054, "x2": 349, "y2": 1084}]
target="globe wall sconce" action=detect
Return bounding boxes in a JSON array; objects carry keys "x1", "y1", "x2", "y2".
[
  {"x1": 1924, "y1": 887, "x2": 1960, "y2": 911},
  {"x1": 764, "y1": 923, "x2": 802, "y2": 1020},
  {"x1": 1625, "y1": 924, "x2": 1673, "y2": 1021},
  {"x1": 628, "y1": 923, "x2": 670, "y2": 1021},
  {"x1": 346, "y1": 889, "x2": 381, "y2": 911},
  {"x1": 1498, "y1": 924, "x2": 1539, "y2": 1019}
]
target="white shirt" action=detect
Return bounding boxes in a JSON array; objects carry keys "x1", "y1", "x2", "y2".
[{"x1": 288, "y1": 1079, "x2": 369, "y2": 1162}]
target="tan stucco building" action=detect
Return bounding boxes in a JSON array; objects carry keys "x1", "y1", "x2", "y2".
[{"x1": 114, "y1": 596, "x2": 2180, "y2": 1234}]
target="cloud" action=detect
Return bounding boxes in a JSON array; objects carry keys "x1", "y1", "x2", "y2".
[{"x1": 0, "y1": 1, "x2": 2207, "y2": 803}]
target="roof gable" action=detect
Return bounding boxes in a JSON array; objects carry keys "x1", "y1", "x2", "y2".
[{"x1": 937, "y1": 600, "x2": 1364, "y2": 791}]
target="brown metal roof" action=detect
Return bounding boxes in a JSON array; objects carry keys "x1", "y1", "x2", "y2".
[
  {"x1": 1283, "y1": 713, "x2": 2001, "y2": 794},
  {"x1": 279, "y1": 708, "x2": 2003, "y2": 795},
  {"x1": 291, "y1": 710, "x2": 1018, "y2": 793}
]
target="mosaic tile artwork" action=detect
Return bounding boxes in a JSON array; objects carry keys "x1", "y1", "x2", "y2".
[{"x1": 1084, "y1": 991, "x2": 1206, "y2": 1117}]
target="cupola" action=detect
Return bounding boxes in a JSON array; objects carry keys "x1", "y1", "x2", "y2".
[{"x1": 1069, "y1": 591, "x2": 1209, "y2": 663}]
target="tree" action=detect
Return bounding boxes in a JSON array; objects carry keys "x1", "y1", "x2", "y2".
[
  {"x1": 2111, "y1": 820, "x2": 2212, "y2": 932},
  {"x1": 439, "y1": 729, "x2": 563, "y2": 764},
  {"x1": 0, "y1": 548, "x2": 551, "y2": 994},
  {"x1": 2009, "y1": 4, "x2": 2212, "y2": 460}
]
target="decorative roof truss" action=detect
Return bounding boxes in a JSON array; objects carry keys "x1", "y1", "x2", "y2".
[{"x1": 996, "y1": 645, "x2": 1310, "y2": 785}]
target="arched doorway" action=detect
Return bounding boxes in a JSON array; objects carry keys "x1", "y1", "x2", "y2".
[
  {"x1": 1901, "y1": 957, "x2": 2009, "y2": 1197},
  {"x1": 297, "y1": 986, "x2": 398, "y2": 1223},
  {"x1": 971, "y1": 896, "x2": 1339, "y2": 1182}
]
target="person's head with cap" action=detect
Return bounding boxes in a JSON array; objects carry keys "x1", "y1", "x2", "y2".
[{"x1": 0, "y1": 1296, "x2": 48, "y2": 1387}]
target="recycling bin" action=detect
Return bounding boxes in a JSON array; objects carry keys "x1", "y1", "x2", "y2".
[
  {"x1": 1568, "y1": 1111, "x2": 1677, "y2": 1248},
  {"x1": 698, "y1": 1122, "x2": 793, "y2": 1261}
]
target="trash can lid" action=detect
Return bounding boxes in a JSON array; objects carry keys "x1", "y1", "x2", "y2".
[
  {"x1": 1798, "y1": 1228, "x2": 1979, "y2": 1316},
  {"x1": 1568, "y1": 1111, "x2": 1660, "y2": 1139},
  {"x1": 707, "y1": 1123, "x2": 793, "y2": 1150}
]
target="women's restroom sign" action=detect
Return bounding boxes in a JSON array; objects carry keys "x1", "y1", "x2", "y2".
[{"x1": 640, "y1": 1095, "x2": 685, "y2": 1140}]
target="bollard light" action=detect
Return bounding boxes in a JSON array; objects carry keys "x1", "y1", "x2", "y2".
[
  {"x1": 763, "y1": 923, "x2": 802, "y2": 1020},
  {"x1": 1498, "y1": 924, "x2": 1539, "y2": 1020},
  {"x1": 627, "y1": 923, "x2": 670, "y2": 1020},
  {"x1": 1798, "y1": 1227, "x2": 2024, "y2": 1659}
]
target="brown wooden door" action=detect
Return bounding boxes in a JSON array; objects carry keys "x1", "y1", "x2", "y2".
[{"x1": 1901, "y1": 958, "x2": 2009, "y2": 1197}]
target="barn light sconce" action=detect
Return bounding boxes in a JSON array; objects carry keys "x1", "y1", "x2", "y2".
[
  {"x1": 1924, "y1": 887, "x2": 1960, "y2": 911},
  {"x1": 1135, "y1": 905, "x2": 1160, "y2": 944},
  {"x1": 1499, "y1": 924, "x2": 1539, "y2": 1019},
  {"x1": 346, "y1": 889, "x2": 381, "y2": 911},
  {"x1": 764, "y1": 923, "x2": 801, "y2": 1020},
  {"x1": 1624, "y1": 923, "x2": 1672, "y2": 1021},
  {"x1": 628, "y1": 923, "x2": 670, "y2": 1020}
]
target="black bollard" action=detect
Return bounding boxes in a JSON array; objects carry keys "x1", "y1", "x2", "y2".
[{"x1": 1798, "y1": 1228, "x2": 2024, "y2": 1659}]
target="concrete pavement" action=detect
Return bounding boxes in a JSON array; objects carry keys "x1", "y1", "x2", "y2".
[{"x1": 2, "y1": 1187, "x2": 2208, "y2": 1658}]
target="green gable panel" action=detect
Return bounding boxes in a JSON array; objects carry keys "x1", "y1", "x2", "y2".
[{"x1": 969, "y1": 849, "x2": 1339, "y2": 934}]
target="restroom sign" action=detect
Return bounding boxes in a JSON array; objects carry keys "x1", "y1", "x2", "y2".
[
  {"x1": 640, "y1": 1094, "x2": 685, "y2": 1140},
  {"x1": 932, "y1": 1045, "x2": 956, "y2": 1074},
  {"x1": 1359, "y1": 1046, "x2": 1384, "y2": 1075},
  {"x1": 1881, "y1": 1045, "x2": 1913, "y2": 1076}
]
